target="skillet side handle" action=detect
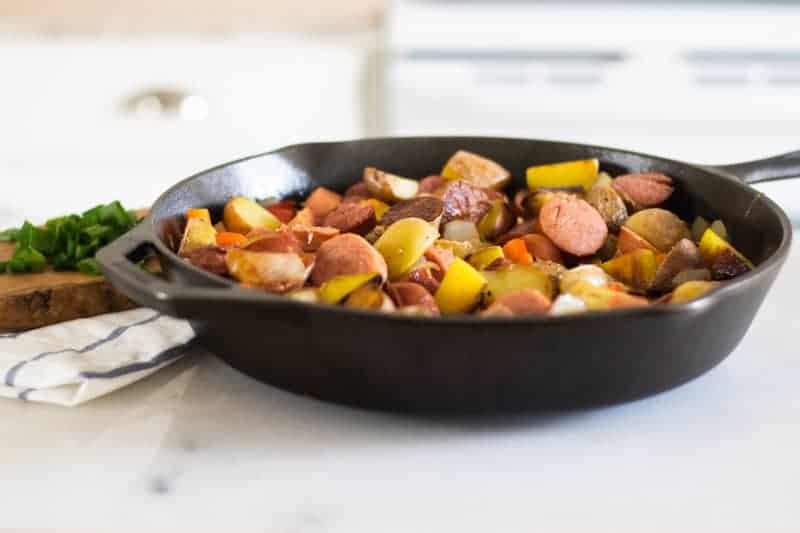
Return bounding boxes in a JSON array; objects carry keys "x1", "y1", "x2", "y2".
[{"x1": 712, "y1": 150, "x2": 800, "y2": 185}]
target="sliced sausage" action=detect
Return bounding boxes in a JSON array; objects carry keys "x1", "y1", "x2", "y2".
[
  {"x1": 651, "y1": 238, "x2": 702, "y2": 291},
  {"x1": 418, "y1": 175, "x2": 448, "y2": 194},
  {"x1": 263, "y1": 199, "x2": 297, "y2": 224},
  {"x1": 405, "y1": 267, "x2": 440, "y2": 294},
  {"x1": 181, "y1": 245, "x2": 229, "y2": 276},
  {"x1": 436, "y1": 180, "x2": 493, "y2": 225},
  {"x1": 380, "y1": 196, "x2": 445, "y2": 227},
  {"x1": 539, "y1": 195, "x2": 608, "y2": 256},
  {"x1": 496, "y1": 219, "x2": 542, "y2": 245},
  {"x1": 613, "y1": 173, "x2": 674, "y2": 208},
  {"x1": 424, "y1": 245, "x2": 455, "y2": 278},
  {"x1": 483, "y1": 288, "x2": 551, "y2": 316},
  {"x1": 343, "y1": 182, "x2": 371, "y2": 203},
  {"x1": 311, "y1": 233, "x2": 388, "y2": 285},
  {"x1": 304, "y1": 187, "x2": 342, "y2": 222},
  {"x1": 289, "y1": 225, "x2": 340, "y2": 252},
  {"x1": 522, "y1": 234, "x2": 564, "y2": 264},
  {"x1": 386, "y1": 282, "x2": 440, "y2": 315},
  {"x1": 323, "y1": 202, "x2": 377, "y2": 235},
  {"x1": 245, "y1": 229, "x2": 303, "y2": 254}
]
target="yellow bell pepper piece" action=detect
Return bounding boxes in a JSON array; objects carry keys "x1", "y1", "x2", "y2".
[
  {"x1": 319, "y1": 272, "x2": 380, "y2": 304},
  {"x1": 360, "y1": 198, "x2": 390, "y2": 221},
  {"x1": 468, "y1": 246, "x2": 504, "y2": 271},
  {"x1": 698, "y1": 228, "x2": 753, "y2": 279},
  {"x1": 526, "y1": 159, "x2": 599, "y2": 192},
  {"x1": 435, "y1": 258, "x2": 486, "y2": 314}
]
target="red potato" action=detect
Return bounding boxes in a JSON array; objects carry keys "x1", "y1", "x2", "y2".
[
  {"x1": 539, "y1": 195, "x2": 608, "y2": 256},
  {"x1": 386, "y1": 282, "x2": 440, "y2": 315},
  {"x1": 323, "y1": 202, "x2": 377, "y2": 235},
  {"x1": 483, "y1": 288, "x2": 551, "y2": 316},
  {"x1": 311, "y1": 233, "x2": 388, "y2": 286},
  {"x1": 305, "y1": 187, "x2": 342, "y2": 222},
  {"x1": 616, "y1": 226, "x2": 659, "y2": 256},
  {"x1": 651, "y1": 238, "x2": 702, "y2": 291},
  {"x1": 613, "y1": 173, "x2": 674, "y2": 208},
  {"x1": 522, "y1": 234, "x2": 564, "y2": 264},
  {"x1": 226, "y1": 249, "x2": 310, "y2": 293}
]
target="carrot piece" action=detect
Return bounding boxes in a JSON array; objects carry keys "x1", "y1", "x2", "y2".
[
  {"x1": 503, "y1": 238, "x2": 534, "y2": 266},
  {"x1": 186, "y1": 208, "x2": 211, "y2": 225},
  {"x1": 216, "y1": 232, "x2": 248, "y2": 248}
]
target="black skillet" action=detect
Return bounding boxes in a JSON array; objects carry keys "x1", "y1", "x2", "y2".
[{"x1": 96, "y1": 137, "x2": 796, "y2": 414}]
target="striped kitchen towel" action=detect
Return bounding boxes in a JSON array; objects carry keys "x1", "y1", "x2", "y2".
[{"x1": 0, "y1": 309, "x2": 195, "y2": 406}]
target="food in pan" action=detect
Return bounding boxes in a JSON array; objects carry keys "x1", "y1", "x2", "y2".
[{"x1": 175, "y1": 151, "x2": 753, "y2": 317}]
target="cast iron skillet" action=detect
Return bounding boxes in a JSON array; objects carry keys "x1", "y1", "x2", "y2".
[{"x1": 96, "y1": 137, "x2": 796, "y2": 414}]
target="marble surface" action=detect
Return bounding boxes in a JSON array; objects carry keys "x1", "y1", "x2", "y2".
[{"x1": 2, "y1": 246, "x2": 799, "y2": 531}]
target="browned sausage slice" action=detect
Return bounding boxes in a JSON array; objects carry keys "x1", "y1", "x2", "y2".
[
  {"x1": 323, "y1": 202, "x2": 377, "y2": 235},
  {"x1": 380, "y1": 197, "x2": 445, "y2": 227},
  {"x1": 181, "y1": 246, "x2": 229, "y2": 276},
  {"x1": 482, "y1": 288, "x2": 551, "y2": 316},
  {"x1": 289, "y1": 225, "x2": 341, "y2": 252},
  {"x1": 539, "y1": 195, "x2": 608, "y2": 256},
  {"x1": 386, "y1": 282, "x2": 440, "y2": 315},
  {"x1": 613, "y1": 173, "x2": 674, "y2": 208},
  {"x1": 417, "y1": 175, "x2": 448, "y2": 194},
  {"x1": 522, "y1": 234, "x2": 564, "y2": 264},
  {"x1": 496, "y1": 219, "x2": 542, "y2": 245},
  {"x1": 651, "y1": 238, "x2": 702, "y2": 291},
  {"x1": 423, "y1": 245, "x2": 455, "y2": 279},
  {"x1": 311, "y1": 233, "x2": 388, "y2": 285},
  {"x1": 245, "y1": 229, "x2": 303, "y2": 254},
  {"x1": 405, "y1": 267, "x2": 440, "y2": 294},
  {"x1": 305, "y1": 187, "x2": 342, "y2": 222},
  {"x1": 343, "y1": 182, "x2": 371, "y2": 203},
  {"x1": 436, "y1": 180, "x2": 493, "y2": 225}
]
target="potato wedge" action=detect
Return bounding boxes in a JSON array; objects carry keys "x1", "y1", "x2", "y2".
[
  {"x1": 226, "y1": 249, "x2": 309, "y2": 293},
  {"x1": 670, "y1": 280, "x2": 720, "y2": 303},
  {"x1": 435, "y1": 258, "x2": 487, "y2": 314},
  {"x1": 178, "y1": 218, "x2": 217, "y2": 255},
  {"x1": 364, "y1": 167, "x2": 419, "y2": 203},
  {"x1": 698, "y1": 228, "x2": 753, "y2": 280},
  {"x1": 602, "y1": 249, "x2": 659, "y2": 293},
  {"x1": 374, "y1": 217, "x2": 440, "y2": 279},
  {"x1": 319, "y1": 272, "x2": 381, "y2": 304},
  {"x1": 624, "y1": 208, "x2": 690, "y2": 252},
  {"x1": 224, "y1": 196, "x2": 282, "y2": 234},
  {"x1": 526, "y1": 159, "x2": 599, "y2": 192},
  {"x1": 482, "y1": 264, "x2": 554, "y2": 303},
  {"x1": 441, "y1": 150, "x2": 511, "y2": 190}
]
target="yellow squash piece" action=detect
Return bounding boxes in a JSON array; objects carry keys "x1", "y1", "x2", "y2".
[
  {"x1": 223, "y1": 196, "x2": 281, "y2": 234},
  {"x1": 526, "y1": 159, "x2": 599, "y2": 192},
  {"x1": 374, "y1": 217, "x2": 440, "y2": 279},
  {"x1": 698, "y1": 228, "x2": 753, "y2": 280},
  {"x1": 319, "y1": 272, "x2": 380, "y2": 304},
  {"x1": 469, "y1": 246, "x2": 504, "y2": 271},
  {"x1": 435, "y1": 258, "x2": 487, "y2": 314},
  {"x1": 602, "y1": 249, "x2": 659, "y2": 292},
  {"x1": 360, "y1": 198, "x2": 390, "y2": 221},
  {"x1": 481, "y1": 264, "x2": 554, "y2": 303},
  {"x1": 177, "y1": 218, "x2": 217, "y2": 255},
  {"x1": 566, "y1": 281, "x2": 649, "y2": 310},
  {"x1": 670, "y1": 280, "x2": 720, "y2": 303}
]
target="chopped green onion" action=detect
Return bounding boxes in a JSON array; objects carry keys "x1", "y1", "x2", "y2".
[
  {"x1": 77, "y1": 258, "x2": 102, "y2": 276},
  {"x1": 0, "y1": 228, "x2": 18, "y2": 242}
]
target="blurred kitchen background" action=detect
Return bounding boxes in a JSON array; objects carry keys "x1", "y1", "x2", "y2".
[{"x1": 2, "y1": 0, "x2": 799, "y2": 226}]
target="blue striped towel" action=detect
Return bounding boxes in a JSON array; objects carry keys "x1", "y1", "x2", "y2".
[{"x1": 0, "y1": 309, "x2": 195, "y2": 406}]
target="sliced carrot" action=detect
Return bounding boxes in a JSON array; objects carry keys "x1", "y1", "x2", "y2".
[
  {"x1": 503, "y1": 238, "x2": 534, "y2": 266},
  {"x1": 216, "y1": 232, "x2": 248, "y2": 248},
  {"x1": 186, "y1": 208, "x2": 211, "y2": 225}
]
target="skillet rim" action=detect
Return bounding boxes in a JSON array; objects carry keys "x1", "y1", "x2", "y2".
[{"x1": 142, "y1": 135, "x2": 793, "y2": 325}]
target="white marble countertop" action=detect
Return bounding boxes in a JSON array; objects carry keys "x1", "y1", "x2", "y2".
[{"x1": 2, "y1": 244, "x2": 799, "y2": 531}]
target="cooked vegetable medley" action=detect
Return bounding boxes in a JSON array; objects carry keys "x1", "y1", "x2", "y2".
[{"x1": 177, "y1": 151, "x2": 754, "y2": 317}]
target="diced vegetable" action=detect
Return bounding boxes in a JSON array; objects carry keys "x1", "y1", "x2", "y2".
[
  {"x1": 566, "y1": 281, "x2": 649, "y2": 310},
  {"x1": 670, "y1": 280, "x2": 720, "y2": 303},
  {"x1": 502, "y1": 238, "x2": 534, "y2": 265},
  {"x1": 522, "y1": 234, "x2": 563, "y2": 263},
  {"x1": 691, "y1": 216, "x2": 710, "y2": 242},
  {"x1": 304, "y1": 187, "x2": 342, "y2": 220},
  {"x1": 616, "y1": 226, "x2": 658, "y2": 255},
  {"x1": 178, "y1": 218, "x2": 217, "y2": 255},
  {"x1": 374, "y1": 217, "x2": 440, "y2": 279},
  {"x1": 287, "y1": 288, "x2": 321, "y2": 304},
  {"x1": 710, "y1": 219, "x2": 728, "y2": 241},
  {"x1": 526, "y1": 159, "x2": 599, "y2": 192},
  {"x1": 186, "y1": 208, "x2": 212, "y2": 225},
  {"x1": 549, "y1": 293, "x2": 588, "y2": 315},
  {"x1": 671, "y1": 268, "x2": 711, "y2": 287},
  {"x1": 344, "y1": 284, "x2": 396, "y2": 311},
  {"x1": 469, "y1": 245, "x2": 505, "y2": 270},
  {"x1": 223, "y1": 196, "x2": 281, "y2": 234},
  {"x1": 698, "y1": 228, "x2": 753, "y2": 280},
  {"x1": 225, "y1": 249, "x2": 309, "y2": 293},
  {"x1": 364, "y1": 167, "x2": 419, "y2": 203},
  {"x1": 477, "y1": 200, "x2": 515, "y2": 241},
  {"x1": 601, "y1": 249, "x2": 659, "y2": 292},
  {"x1": 442, "y1": 220, "x2": 481, "y2": 244},
  {"x1": 624, "y1": 208, "x2": 690, "y2": 252},
  {"x1": 361, "y1": 198, "x2": 390, "y2": 221},
  {"x1": 586, "y1": 184, "x2": 627, "y2": 233},
  {"x1": 434, "y1": 258, "x2": 486, "y2": 314},
  {"x1": 319, "y1": 272, "x2": 380, "y2": 304},
  {"x1": 441, "y1": 150, "x2": 511, "y2": 190},
  {"x1": 216, "y1": 231, "x2": 248, "y2": 248},
  {"x1": 482, "y1": 264, "x2": 553, "y2": 303},
  {"x1": 560, "y1": 265, "x2": 610, "y2": 293}
]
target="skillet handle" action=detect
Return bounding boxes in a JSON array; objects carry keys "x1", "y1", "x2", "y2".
[
  {"x1": 96, "y1": 222, "x2": 309, "y2": 324},
  {"x1": 712, "y1": 150, "x2": 800, "y2": 185}
]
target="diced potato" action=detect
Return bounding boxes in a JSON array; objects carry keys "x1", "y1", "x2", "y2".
[
  {"x1": 441, "y1": 150, "x2": 511, "y2": 190},
  {"x1": 602, "y1": 249, "x2": 659, "y2": 292},
  {"x1": 319, "y1": 272, "x2": 381, "y2": 304},
  {"x1": 477, "y1": 200, "x2": 515, "y2": 241},
  {"x1": 566, "y1": 281, "x2": 649, "y2": 310},
  {"x1": 691, "y1": 216, "x2": 710, "y2": 242},
  {"x1": 374, "y1": 217, "x2": 440, "y2": 279},
  {"x1": 178, "y1": 218, "x2": 217, "y2": 255},
  {"x1": 560, "y1": 265, "x2": 610, "y2": 293},
  {"x1": 224, "y1": 196, "x2": 282, "y2": 234},
  {"x1": 624, "y1": 208, "x2": 690, "y2": 252},
  {"x1": 364, "y1": 167, "x2": 419, "y2": 203},
  {"x1": 360, "y1": 198, "x2": 391, "y2": 221},
  {"x1": 469, "y1": 245, "x2": 504, "y2": 270},
  {"x1": 481, "y1": 264, "x2": 554, "y2": 303},
  {"x1": 526, "y1": 159, "x2": 599, "y2": 192},
  {"x1": 287, "y1": 288, "x2": 321, "y2": 304},
  {"x1": 434, "y1": 238, "x2": 475, "y2": 259},
  {"x1": 435, "y1": 258, "x2": 487, "y2": 314},
  {"x1": 710, "y1": 219, "x2": 728, "y2": 241},
  {"x1": 226, "y1": 249, "x2": 309, "y2": 293},
  {"x1": 344, "y1": 284, "x2": 395, "y2": 311},
  {"x1": 670, "y1": 280, "x2": 720, "y2": 304},
  {"x1": 698, "y1": 228, "x2": 753, "y2": 280},
  {"x1": 549, "y1": 293, "x2": 588, "y2": 315}
]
